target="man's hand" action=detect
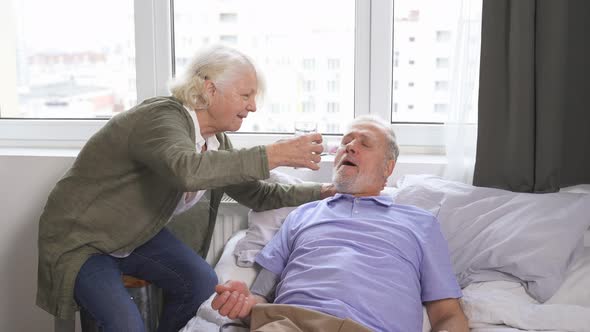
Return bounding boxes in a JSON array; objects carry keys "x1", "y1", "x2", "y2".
[{"x1": 211, "y1": 280, "x2": 267, "y2": 320}]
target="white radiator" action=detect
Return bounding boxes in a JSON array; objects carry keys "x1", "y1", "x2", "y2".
[{"x1": 205, "y1": 196, "x2": 249, "y2": 265}]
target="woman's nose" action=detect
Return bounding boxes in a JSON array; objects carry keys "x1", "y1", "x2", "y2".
[{"x1": 247, "y1": 101, "x2": 256, "y2": 112}]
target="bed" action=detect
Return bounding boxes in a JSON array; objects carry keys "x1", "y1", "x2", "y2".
[{"x1": 181, "y1": 173, "x2": 590, "y2": 332}]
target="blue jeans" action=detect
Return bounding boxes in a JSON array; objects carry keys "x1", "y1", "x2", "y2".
[{"x1": 74, "y1": 228, "x2": 218, "y2": 332}]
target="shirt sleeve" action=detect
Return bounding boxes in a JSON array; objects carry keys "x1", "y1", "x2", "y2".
[
  {"x1": 420, "y1": 216, "x2": 463, "y2": 302},
  {"x1": 254, "y1": 207, "x2": 302, "y2": 275},
  {"x1": 250, "y1": 267, "x2": 279, "y2": 302}
]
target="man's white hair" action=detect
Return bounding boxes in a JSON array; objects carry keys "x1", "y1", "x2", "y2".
[
  {"x1": 168, "y1": 45, "x2": 265, "y2": 110},
  {"x1": 346, "y1": 115, "x2": 400, "y2": 161}
]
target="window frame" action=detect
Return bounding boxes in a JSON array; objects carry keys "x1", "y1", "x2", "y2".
[{"x1": 0, "y1": 0, "x2": 444, "y2": 150}]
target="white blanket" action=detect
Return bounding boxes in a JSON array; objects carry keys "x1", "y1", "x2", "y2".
[
  {"x1": 463, "y1": 281, "x2": 590, "y2": 332},
  {"x1": 181, "y1": 232, "x2": 590, "y2": 332}
]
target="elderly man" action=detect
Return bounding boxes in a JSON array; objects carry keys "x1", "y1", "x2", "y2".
[{"x1": 211, "y1": 116, "x2": 468, "y2": 332}]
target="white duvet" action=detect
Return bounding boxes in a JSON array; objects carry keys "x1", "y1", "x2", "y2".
[{"x1": 181, "y1": 231, "x2": 590, "y2": 332}]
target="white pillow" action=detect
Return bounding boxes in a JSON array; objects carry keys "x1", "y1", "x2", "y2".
[
  {"x1": 394, "y1": 174, "x2": 590, "y2": 303},
  {"x1": 546, "y1": 247, "x2": 590, "y2": 307},
  {"x1": 233, "y1": 171, "x2": 301, "y2": 267}
]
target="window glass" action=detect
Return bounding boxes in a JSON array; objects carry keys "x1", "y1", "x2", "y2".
[
  {"x1": 1, "y1": 0, "x2": 136, "y2": 119},
  {"x1": 173, "y1": 0, "x2": 355, "y2": 134},
  {"x1": 391, "y1": 0, "x2": 481, "y2": 124}
]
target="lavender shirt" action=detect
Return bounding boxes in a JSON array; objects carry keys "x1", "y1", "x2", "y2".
[{"x1": 255, "y1": 194, "x2": 462, "y2": 332}]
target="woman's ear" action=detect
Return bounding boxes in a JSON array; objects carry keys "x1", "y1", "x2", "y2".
[{"x1": 204, "y1": 80, "x2": 216, "y2": 97}]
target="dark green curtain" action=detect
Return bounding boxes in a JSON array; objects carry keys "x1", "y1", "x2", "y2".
[{"x1": 473, "y1": 0, "x2": 590, "y2": 192}]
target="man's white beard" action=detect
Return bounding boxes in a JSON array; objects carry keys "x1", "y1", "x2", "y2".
[{"x1": 332, "y1": 170, "x2": 361, "y2": 194}]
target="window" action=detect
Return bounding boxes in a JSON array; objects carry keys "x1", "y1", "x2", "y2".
[
  {"x1": 1, "y1": 0, "x2": 136, "y2": 119},
  {"x1": 173, "y1": 0, "x2": 355, "y2": 135},
  {"x1": 1, "y1": 1, "x2": 481, "y2": 149},
  {"x1": 391, "y1": 0, "x2": 482, "y2": 126}
]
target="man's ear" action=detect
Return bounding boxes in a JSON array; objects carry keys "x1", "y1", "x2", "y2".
[{"x1": 385, "y1": 159, "x2": 395, "y2": 178}]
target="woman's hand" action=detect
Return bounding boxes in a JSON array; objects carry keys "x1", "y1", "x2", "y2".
[
  {"x1": 211, "y1": 280, "x2": 267, "y2": 320},
  {"x1": 266, "y1": 133, "x2": 324, "y2": 170},
  {"x1": 320, "y1": 183, "x2": 337, "y2": 199}
]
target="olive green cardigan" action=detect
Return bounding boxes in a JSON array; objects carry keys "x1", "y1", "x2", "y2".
[{"x1": 36, "y1": 96, "x2": 320, "y2": 319}]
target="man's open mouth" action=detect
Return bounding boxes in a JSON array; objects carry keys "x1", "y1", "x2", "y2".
[{"x1": 340, "y1": 159, "x2": 358, "y2": 168}]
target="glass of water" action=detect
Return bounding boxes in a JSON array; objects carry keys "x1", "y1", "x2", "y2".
[{"x1": 294, "y1": 121, "x2": 318, "y2": 136}]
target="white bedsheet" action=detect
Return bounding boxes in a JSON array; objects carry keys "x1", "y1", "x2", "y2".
[
  {"x1": 464, "y1": 281, "x2": 590, "y2": 332},
  {"x1": 181, "y1": 231, "x2": 590, "y2": 332}
]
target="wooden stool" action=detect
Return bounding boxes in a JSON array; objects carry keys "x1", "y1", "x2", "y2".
[{"x1": 80, "y1": 275, "x2": 161, "y2": 332}]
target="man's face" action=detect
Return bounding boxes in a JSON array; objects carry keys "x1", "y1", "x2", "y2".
[{"x1": 332, "y1": 122, "x2": 395, "y2": 196}]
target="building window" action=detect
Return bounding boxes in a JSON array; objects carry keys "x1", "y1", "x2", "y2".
[
  {"x1": 435, "y1": 57, "x2": 450, "y2": 69},
  {"x1": 326, "y1": 102, "x2": 340, "y2": 113},
  {"x1": 327, "y1": 80, "x2": 339, "y2": 93},
  {"x1": 436, "y1": 30, "x2": 451, "y2": 42},
  {"x1": 302, "y1": 101, "x2": 315, "y2": 113},
  {"x1": 434, "y1": 80, "x2": 449, "y2": 91},
  {"x1": 219, "y1": 35, "x2": 238, "y2": 44},
  {"x1": 302, "y1": 58, "x2": 316, "y2": 70},
  {"x1": 327, "y1": 58, "x2": 340, "y2": 70},
  {"x1": 303, "y1": 80, "x2": 316, "y2": 92},
  {"x1": 434, "y1": 103, "x2": 448, "y2": 113},
  {"x1": 219, "y1": 13, "x2": 237, "y2": 23}
]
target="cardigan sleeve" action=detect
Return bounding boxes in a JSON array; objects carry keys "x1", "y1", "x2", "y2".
[
  {"x1": 219, "y1": 133, "x2": 322, "y2": 211},
  {"x1": 128, "y1": 105, "x2": 271, "y2": 191}
]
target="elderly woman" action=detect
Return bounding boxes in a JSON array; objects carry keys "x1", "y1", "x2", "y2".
[{"x1": 36, "y1": 45, "x2": 334, "y2": 332}]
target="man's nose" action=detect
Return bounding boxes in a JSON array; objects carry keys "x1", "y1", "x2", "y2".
[{"x1": 345, "y1": 141, "x2": 357, "y2": 154}]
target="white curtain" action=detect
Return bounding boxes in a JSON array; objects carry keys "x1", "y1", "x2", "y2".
[{"x1": 444, "y1": 0, "x2": 482, "y2": 184}]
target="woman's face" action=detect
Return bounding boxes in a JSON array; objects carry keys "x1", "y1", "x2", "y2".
[{"x1": 208, "y1": 69, "x2": 258, "y2": 132}]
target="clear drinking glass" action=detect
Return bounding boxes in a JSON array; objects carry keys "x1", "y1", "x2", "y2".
[{"x1": 294, "y1": 121, "x2": 318, "y2": 136}]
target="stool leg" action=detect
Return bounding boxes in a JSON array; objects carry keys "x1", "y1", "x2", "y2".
[{"x1": 128, "y1": 284, "x2": 161, "y2": 332}]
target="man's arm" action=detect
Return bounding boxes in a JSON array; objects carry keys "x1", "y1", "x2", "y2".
[{"x1": 425, "y1": 298, "x2": 468, "y2": 332}]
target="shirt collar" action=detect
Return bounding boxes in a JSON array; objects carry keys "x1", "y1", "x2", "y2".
[
  {"x1": 326, "y1": 193, "x2": 394, "y2": 207},
  {"x1": 183, "y1": 105, "x2": 220, "y2": 152}
]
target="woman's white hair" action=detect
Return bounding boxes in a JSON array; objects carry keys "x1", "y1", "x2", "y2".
[
  {"x1": 347, "y1": 115, "x2": 400, "y2": 161},
  {"x1": 168, "y1": 45, "x2": 265, "y2": 110}
]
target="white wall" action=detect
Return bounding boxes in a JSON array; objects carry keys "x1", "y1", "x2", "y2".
[{"x1": 0, "y1": 152, "x2": 445, "y2": 332}]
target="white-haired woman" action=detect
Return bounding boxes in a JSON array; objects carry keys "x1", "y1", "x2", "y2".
[{"x1": 37, "y1": 45, "x2": 334, "y2": 332}]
